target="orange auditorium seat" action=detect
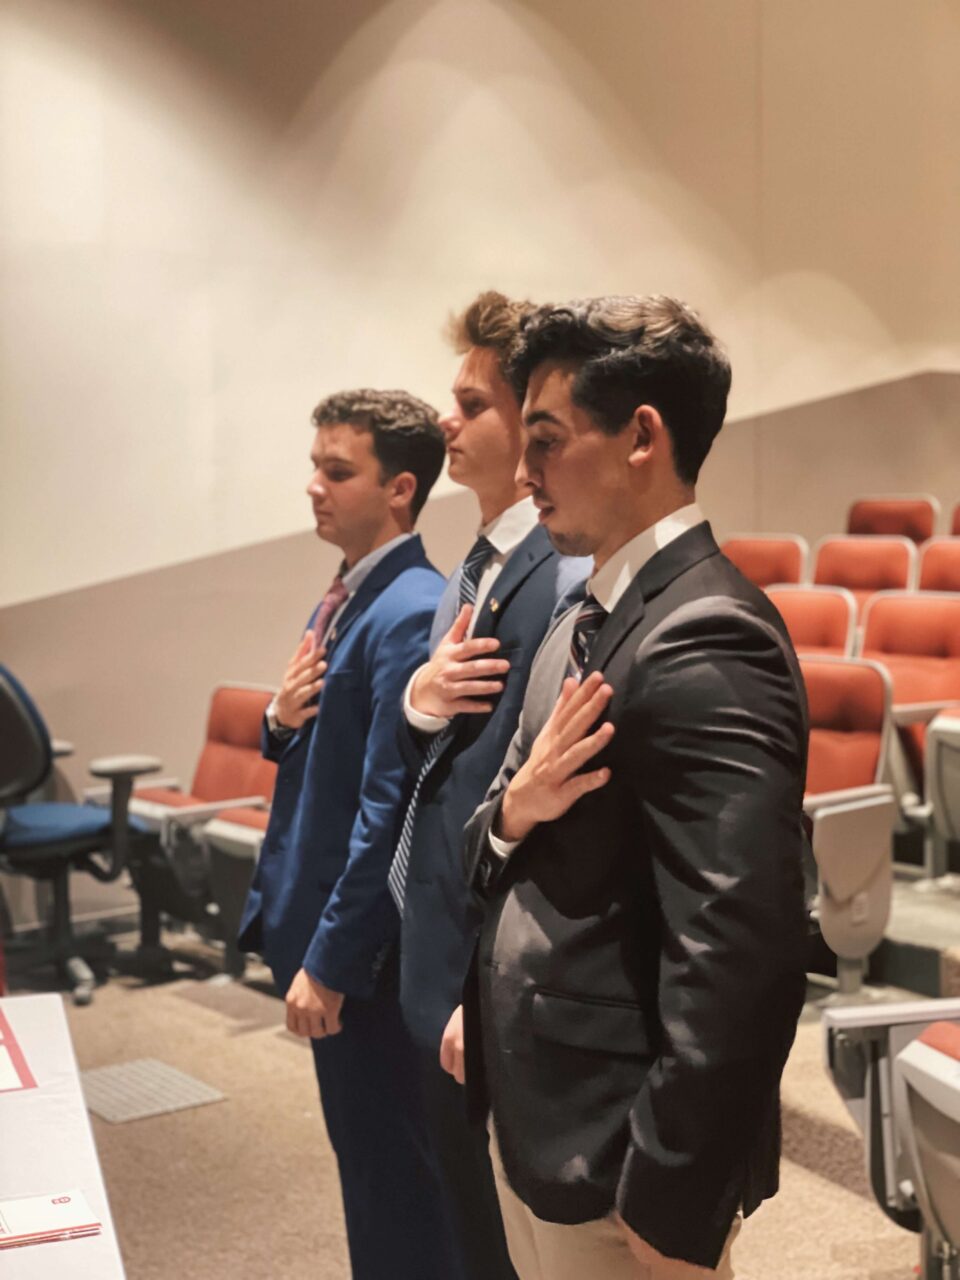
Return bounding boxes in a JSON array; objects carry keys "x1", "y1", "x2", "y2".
[
  {"x1": 767, "y1": 585, "x2": 856, "y2": 658},
  {"x1": 813, "y1": 535, "x2": 917, "y2": 618},
  {"x1": 919, "y1": 538, "x2": 960, "y2": 593},
  {"x1": 122, "y1": 684, "x2": 276, "y2": 833},
  {"x1": 720, "y1": 534, "x2": 808, "y2": 588},
  {"x1": 860, "y1": 592, "x2": 960, "y2": 790},
  {"x1": 800, "y1": 656, "x2": 897, "y2": 993},
  {"x1": 802, "y1": 656, "x2": 891, "y2": 795},
  {"x1": 847, "y1": 494, "x2": 939, "y2": 544}
]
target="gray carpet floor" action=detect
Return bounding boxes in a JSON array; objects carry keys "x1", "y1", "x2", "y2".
[{"x1": 31, "y1": 960, "x2": 923, "y2": 1279}]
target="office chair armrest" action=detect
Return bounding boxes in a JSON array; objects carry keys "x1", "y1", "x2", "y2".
[
  {"x1": 79, "y1": 757, "x2": 163, "y2": 885},
  {"x1": 88, "y1": 754, "x2": 164, "y2": 779},
  {"x1": 83, "y1": 775, "x2": 180, "y2": 804},
  {"x1": 804, "y1": 784, "x2": 892, "y2": 817},
  {"x1": 161, "y1": 797, "x2": 268, "y2": 844},
  {"x1": 51, "y1": 738, "x2": 75, "y2": 759}
]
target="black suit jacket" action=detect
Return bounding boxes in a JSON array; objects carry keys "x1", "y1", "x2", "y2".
[
  {"x1": 398, "y1": 524, "x2": 587, "y2": 1050},
  {"x1": 462, "y1": 523, "x2": 809, "y2": 1269}
]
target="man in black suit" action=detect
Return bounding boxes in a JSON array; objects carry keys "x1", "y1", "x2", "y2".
[
  {"x1": 455, "y1": 296, "x2": 809, "y2": 1278},
  {"x1": 389, "y1": 292, "x2": 588, "y2": 1280}
]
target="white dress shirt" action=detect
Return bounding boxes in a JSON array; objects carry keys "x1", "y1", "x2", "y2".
[
  {"x1": 488, "y1": 502, "x2": 705, "y2": 858},
  {"x1": 403, "y1": 497, "x2": 540, "y2": 734}
]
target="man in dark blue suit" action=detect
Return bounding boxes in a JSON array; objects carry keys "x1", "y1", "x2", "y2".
[
  {"x1": 239, "y1": 388, "x2": 454, "y2": 1278},
  {"x1": 388, "y1": 294, "x2": 588, "y2": 1280}
]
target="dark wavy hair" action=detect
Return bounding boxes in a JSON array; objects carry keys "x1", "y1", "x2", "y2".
[
  {"x1": 312, "y1": 389, "x2": 445, "y2": 520},
  {"x1": 508, "y1": 295, "x2": 731, "y2": 485}
]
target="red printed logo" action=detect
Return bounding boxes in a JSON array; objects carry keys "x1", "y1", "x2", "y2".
[{"x1": 52, "y1": 1197, "x2": 71, "y2": 1205}]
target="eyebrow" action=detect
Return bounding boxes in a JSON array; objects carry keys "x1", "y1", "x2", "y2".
[
  {"x1": 524, "y1": 410, "x2": 565, "y2": 429},
  {"x1": 453, "y1": 384, "x2": 486, "y2": 398},
  {"x1": 311, "y1": 452, "x2": 355, "y2": 467}
]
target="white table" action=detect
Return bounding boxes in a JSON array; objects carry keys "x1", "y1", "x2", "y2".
[{"x1": 0, "y1": 994, "x2": 125, "y2": 1278}]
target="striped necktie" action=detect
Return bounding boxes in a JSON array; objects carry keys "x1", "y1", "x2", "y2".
[
  {"x1": 387, "y1": 535, "x2": 495, "y2": 911},
  {"x1": 457, "y1": 534, "x2": 494, "y2": 610},
  {"x1": 568, "y1": 594, "x2": 607, "y2": 679}
]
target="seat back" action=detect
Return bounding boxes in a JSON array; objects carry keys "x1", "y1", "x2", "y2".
[
  {"x1": 952, "y1": 503, "x2": 960, "y2": 537},
  {"x1": 767, "y1": 585, "x2": 856, "y2": 657},
  {"x1": 895, "y1": 1021, "x2": 960, "y2": 1250},
  {"x1": 813, "y1": 535, "x2": 917, "y2": 617},
  {"x1": 847, "y1": 494, "x2": 939, "y2": 544},
  {"x1": 919, "y1": 538, "x2": 960, "y2": 593},
  {"x1": 861, "y1": 592, "x2": 960, "y2": 786},
  {"x1": 0, "y1": 666, "x2": 53, "y2": 806},
  {"x1": 801, "y1": 656, "x2": 891, "y2": 794},
  {"x1": 720, "y1": 534, "x2": 808, "y2": 588},
  {"x1": 190, "y1": 685, "x2": 277, "y2": 803}
]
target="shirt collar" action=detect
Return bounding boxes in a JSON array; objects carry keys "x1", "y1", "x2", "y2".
[
  {"x1": 341, "y1": 533, "x2": 413, "y2": 596},
  {"x1": 588, "y1": 503, "x2": 704, "y2": 614},
  {"x1": 479, "y1": 496, "x2": 538, "y2": 557}
]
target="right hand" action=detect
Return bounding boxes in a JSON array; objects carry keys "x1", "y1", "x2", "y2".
[
  {"x1": 439, "y1": 1005, "x2": 465, "y2": 1085},
  {"x1": 409, "y1": 606, "x2": 511, "y2": 718},
  {"x1": 274, "y1": 633, "x2": 327, "y2": 730},
  {"x1": 498, "y1": 671, "x2": 615, "y2": 843}
]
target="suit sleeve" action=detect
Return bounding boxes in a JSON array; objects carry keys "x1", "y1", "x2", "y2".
[
  {"x1": 615, "y1": 598, "x2": 808, "y2": 1267},
  {"x1": 302, "y1": 599, "x2": 436, "y2": 999}
]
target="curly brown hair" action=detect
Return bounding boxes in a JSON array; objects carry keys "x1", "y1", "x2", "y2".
[{"x1": 311, "y1": 389, "x2": 445, "y2": 520}]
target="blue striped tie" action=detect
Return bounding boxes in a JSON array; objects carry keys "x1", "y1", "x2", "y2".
[
  {"x1": 388, "y1": 536, "x2": 495, "y2": 911},
  {"x1": 568, "y1": 594, "x2": 607, "y2": 679}
]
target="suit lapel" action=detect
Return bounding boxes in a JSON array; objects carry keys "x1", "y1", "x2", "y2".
[
  {"x1": 326, "y1": 534, "x2": 428, "y2": 652},
  {"x1": 586, "y1": 522, "x2": 720, "y2": 676},
  {"x1": 471, "y1": 525, "x2": 555, "y2": 642}
]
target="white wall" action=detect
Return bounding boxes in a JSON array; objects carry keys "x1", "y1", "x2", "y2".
[{"x1": 2, "y1": 0, "x2": 958, "y2": 607}]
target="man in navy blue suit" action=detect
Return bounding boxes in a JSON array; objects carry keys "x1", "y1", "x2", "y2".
[
  {"x1": 239, "y1": 388, "x2": 454, "y2": 1278},
  {"x1": 388, "y1": 294, "x2": 588, "y2": 1280}
]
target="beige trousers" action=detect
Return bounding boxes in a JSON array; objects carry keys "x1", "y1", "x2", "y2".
[{"x1": 489, "y1": 1126, "x2": 740, "y2": 1280}]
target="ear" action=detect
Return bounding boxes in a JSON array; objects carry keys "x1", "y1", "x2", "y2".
[
  {"x1": 626, "y1": 405, "x2": 661, "y2": 468},
  {"x1": 388, "y1": 469, "x2": 418, "y2": 513}
]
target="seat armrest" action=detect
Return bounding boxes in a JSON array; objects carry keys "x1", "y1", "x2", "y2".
[
  {"x1": 84, "y1": 774, "x2": 180, "y2": 804},
  {"x1": 88, "y1": 754, "x2": 164, "y2": 780},
  {"x1": 891, "y1": 702, "x2": 957, "y2": 728},
  {"x1": 161, "y1": 796, "x2": 269, "y2": 841},
  {"x1": 804, "y1": 784, "x2": 892, "y2": 817},
  {"x1": 51, "y1": 738, "x2": 75, "y2": 759}
]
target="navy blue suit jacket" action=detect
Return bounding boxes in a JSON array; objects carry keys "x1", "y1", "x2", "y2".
[
  {"x1": 239, "y1": 535, "x2": 445, "y2": 1000},
  {"x1": 398, "y1": 524, "x2": 588, "y2": 1050}
]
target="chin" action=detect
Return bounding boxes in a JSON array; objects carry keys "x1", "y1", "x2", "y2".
[{"x1": 547, "y1": 527, "x2": 594, "y2": 557}]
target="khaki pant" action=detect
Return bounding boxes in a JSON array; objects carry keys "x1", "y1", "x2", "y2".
[{"x1": 489, "y1": 1125, "x2": 740, "y2": 1280}]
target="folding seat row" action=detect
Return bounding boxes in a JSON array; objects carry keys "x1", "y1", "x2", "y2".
[{"x1": 724, "y1": 535, "x2": 960, "y2": 633}]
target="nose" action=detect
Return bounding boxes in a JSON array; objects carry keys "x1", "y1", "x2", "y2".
[
  {"x1": 307, "y1": 471, "x2": 325, "y2": 499},
  {"x1": 515, "y1": 446, "x2": 535, "y2": 490},
  {"x1": 439, "y1": 408, "x2": 461, "y2": 442}
]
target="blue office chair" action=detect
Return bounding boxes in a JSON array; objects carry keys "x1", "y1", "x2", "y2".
[{"x1": 0, "y1": 665, "x2": 159, "y2": 1004}]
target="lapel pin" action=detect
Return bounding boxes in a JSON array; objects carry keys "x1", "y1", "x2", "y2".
[{"x1": 489, "y1": 598, "x2": 500, "y2": 613}]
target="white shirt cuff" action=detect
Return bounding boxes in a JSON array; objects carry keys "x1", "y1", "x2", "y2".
[
  {"x1": 488, "y1": 831, "x2": 520, "y2": 861},
  {"x1": 403, "y1": 668, "x2": 451, "y2": 734}
]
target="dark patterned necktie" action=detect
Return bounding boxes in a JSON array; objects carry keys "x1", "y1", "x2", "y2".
[
  {"x1": 568, "y1": 594, "x2": 607, "y2": 679},
  {"x1": 388, "y1": 535, "x2": 496, "y2": 911},
  {"x1": 313, "y1": 574, "x2": 349, "y2": 647}
]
